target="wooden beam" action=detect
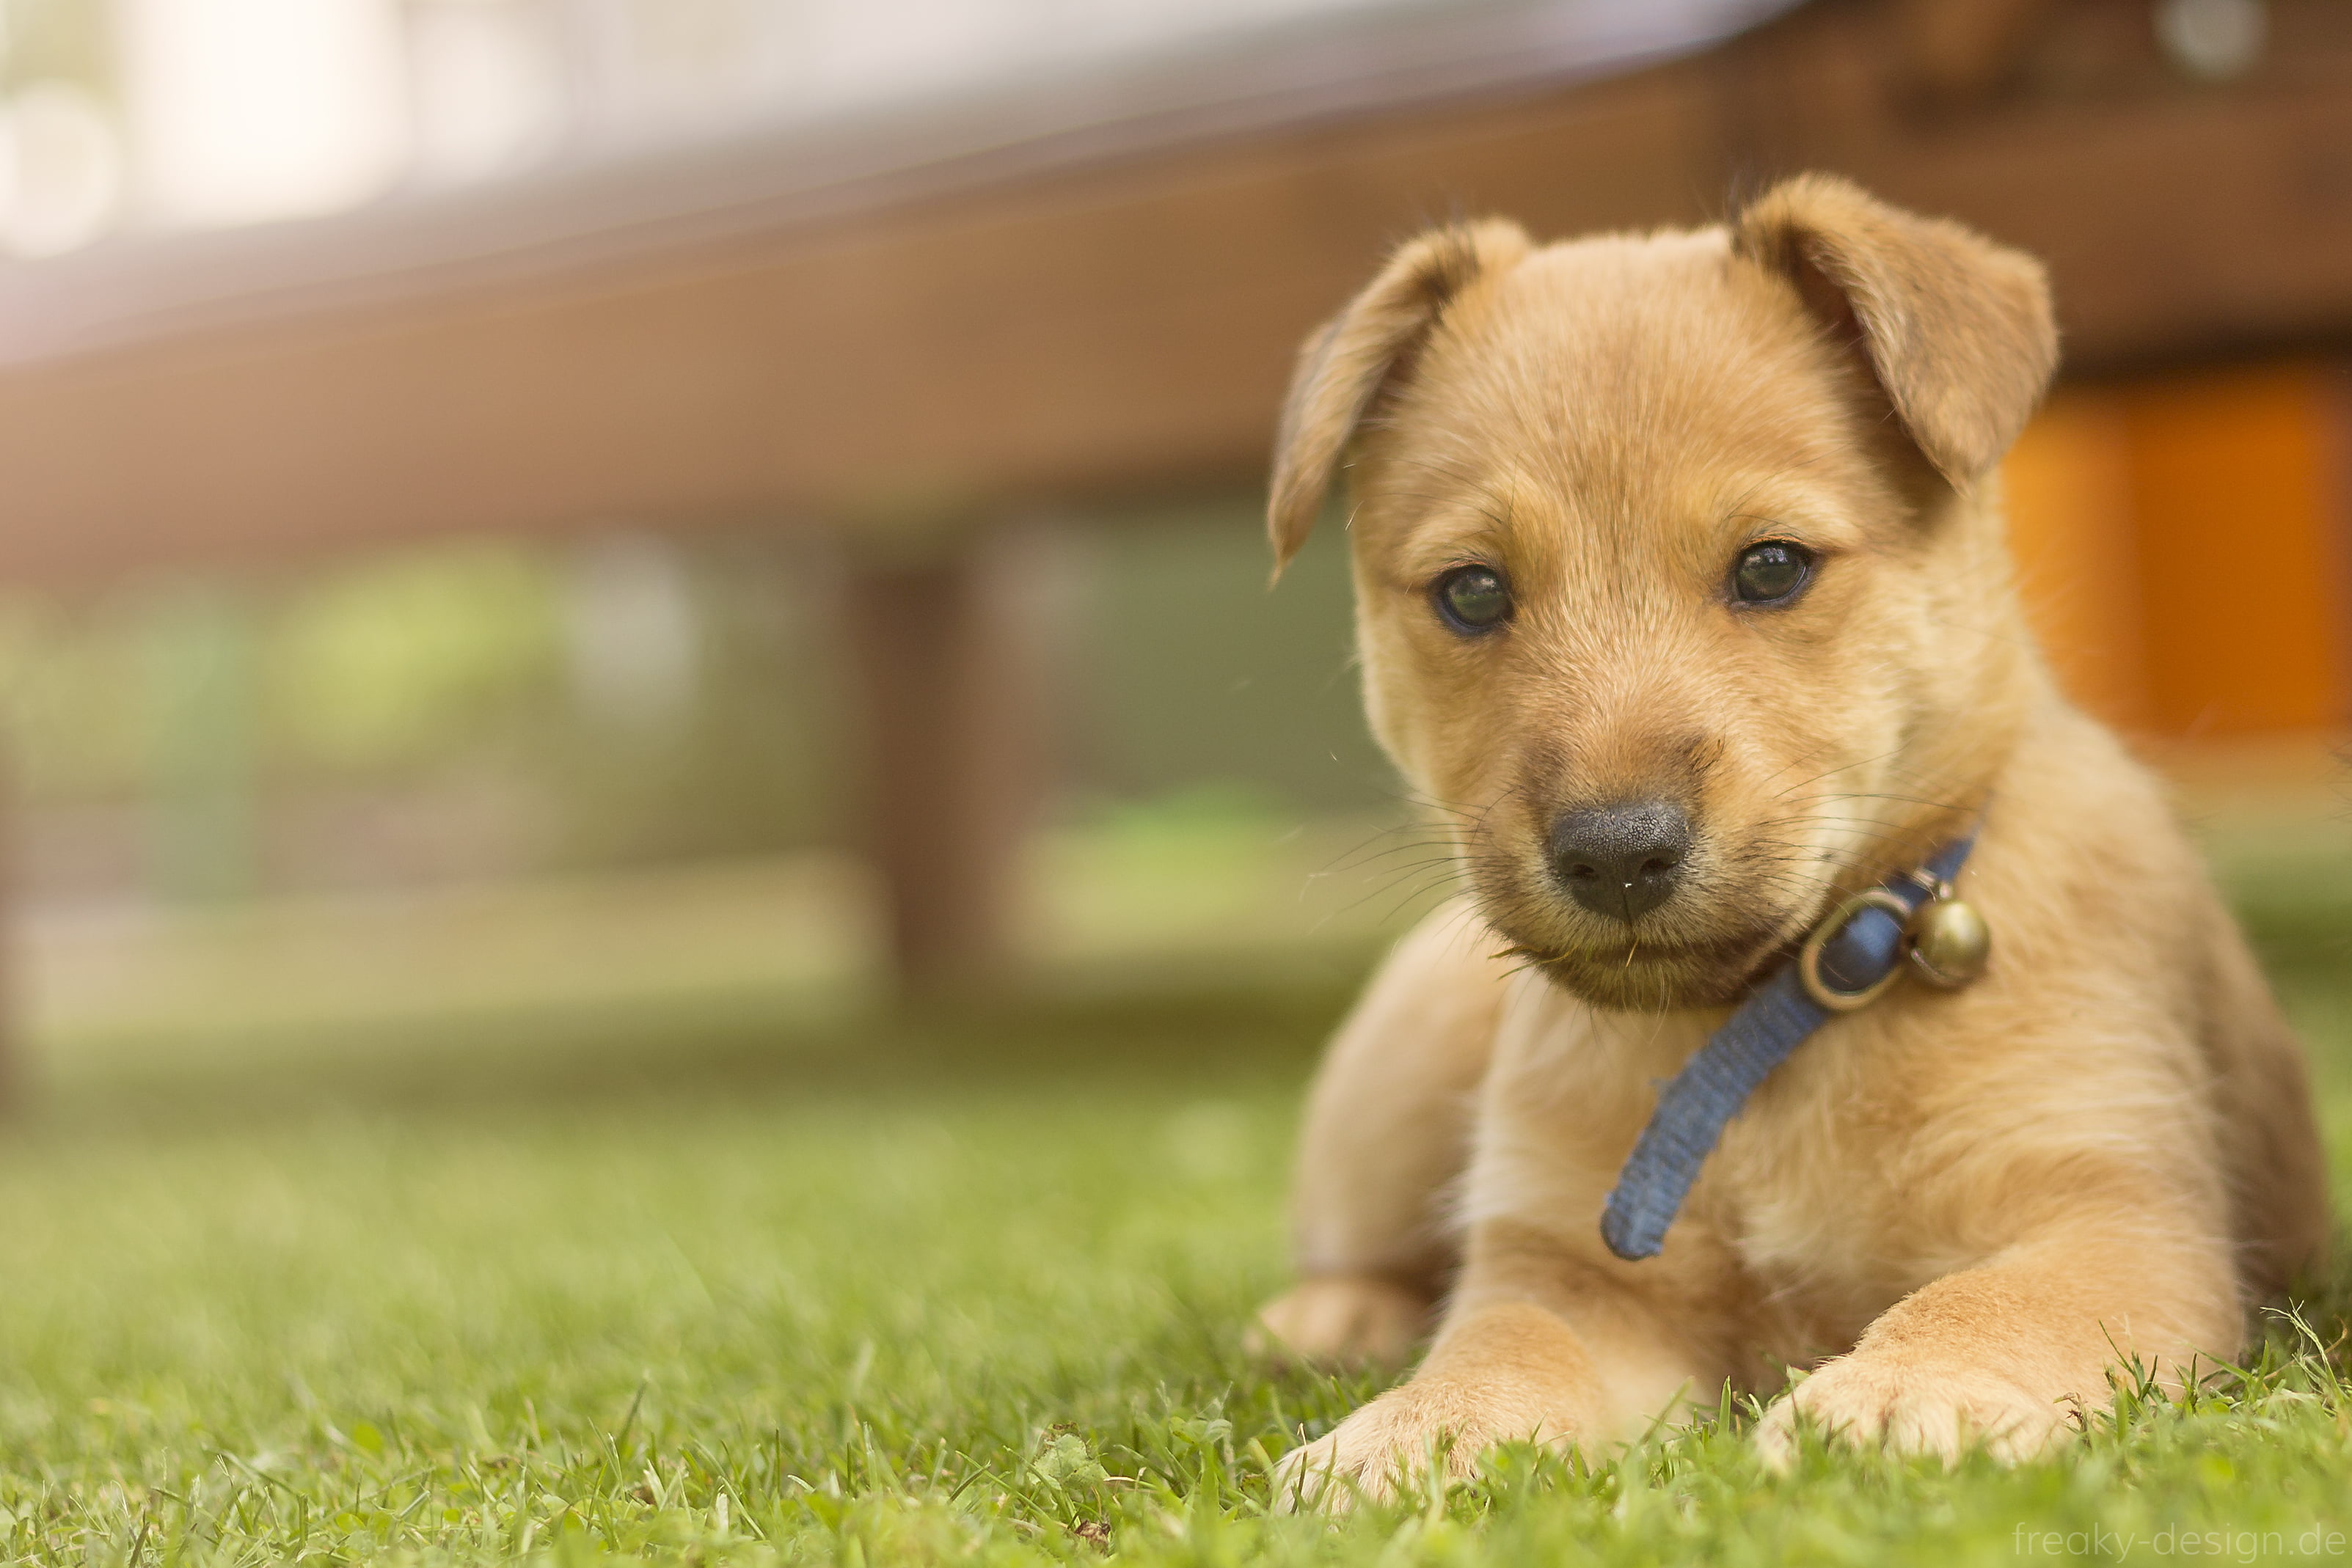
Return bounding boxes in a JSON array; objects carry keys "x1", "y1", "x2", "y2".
[
  {"x1": 1722, "y1": 0, "x2": 2352, "y2": 370},
  {"x1": 0, "y1": 0, "x2": 2345, "y2": 583},
  {"x1": 0, "y1": 62, "x2": 1714, "y2": 583}
]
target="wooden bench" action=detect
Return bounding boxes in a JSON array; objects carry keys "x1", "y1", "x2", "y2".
[{"x1": 0, "y1": 0, "x2": 2345, "y2": 1019}]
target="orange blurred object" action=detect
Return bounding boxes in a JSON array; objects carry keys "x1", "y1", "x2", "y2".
[
  {"x1": 2004, "y1": 392, "x2": 2150, "y2": 730},
  {"x1": 2006, "y1": 363, "x2": 2351, "y2": 739}
]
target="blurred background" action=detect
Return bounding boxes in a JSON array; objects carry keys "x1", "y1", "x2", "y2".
[{"x1": 0, "y1": 0, "x2": 2343, "y2": 1109}]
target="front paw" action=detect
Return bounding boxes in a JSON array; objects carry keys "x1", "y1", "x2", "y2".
[
  {"x1": 1756, "y1": 1352, "x2": 2078, "y2": 1468},
  {"x1": 1248, "y1": 1275, "x2": 1433, "y2": 1371},
  {"x1": 1271, "y1": 1381, "x2": 1565, "y2": 1512}
]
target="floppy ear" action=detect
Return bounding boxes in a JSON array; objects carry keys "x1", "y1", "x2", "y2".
[
  {"x1": 1267, "y1": 219, "x2": 1531, "y2": 573},
  {"x1": 1733, "y1": 173, "x2": 2057, "y2": 486}
]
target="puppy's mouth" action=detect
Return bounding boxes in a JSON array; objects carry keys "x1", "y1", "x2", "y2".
[{"x1": 1513, "y1": 921, "x2": 1802, "y2": 1011}]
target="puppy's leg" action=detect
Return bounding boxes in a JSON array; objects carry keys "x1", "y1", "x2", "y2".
[
  {"x1": 1274, "y1": 1220, "x2": 1709, "y2": 1506},
  {"x1": 1755, "y1": 1206, "x2": 2240, "y2": 1466},
  {"x1": 1251, "y1": 900, "x2": 1511, "y2": 1369},
  {"x1": 2192, "y1": 901, "x2": 2331, "y2": 1298}
]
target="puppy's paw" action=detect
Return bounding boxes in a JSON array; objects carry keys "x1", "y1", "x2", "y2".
[
  {"x1": 1248, "y1": 1275, "x2": 1433, "y2": 1371},
  {"x1": 1269, "y1": 1392, "x2": 1470, "y2": 1512},
  {"x1": 1755, "y1": 1353, "x2": 2078, "y2": 1469},
  {"x1": 1270, "y1": 1380, "x2": 1566, "y2": 1512}
]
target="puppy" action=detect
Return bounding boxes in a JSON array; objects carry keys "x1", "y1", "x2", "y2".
[{"x1": 1252, "y1": 175, "x2": 2330, "y2": 1498}]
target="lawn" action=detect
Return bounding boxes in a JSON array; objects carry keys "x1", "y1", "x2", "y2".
[{"x1": 1, "y1": 815, "x2": 2348, "y2": 1565}]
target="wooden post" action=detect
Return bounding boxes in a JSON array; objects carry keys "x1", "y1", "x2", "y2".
[{"x1": 839, "y1": 523, "x2": 1056, "y2": 997}]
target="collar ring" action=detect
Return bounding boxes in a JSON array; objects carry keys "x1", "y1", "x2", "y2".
[{"x1": 1797, "y1": 888, "x2": 1912, "y2": 1013}]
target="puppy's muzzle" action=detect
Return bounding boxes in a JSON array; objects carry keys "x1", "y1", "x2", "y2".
[{"x1": 1546, "y1": 800, "x2": 1692, "y2": 921}]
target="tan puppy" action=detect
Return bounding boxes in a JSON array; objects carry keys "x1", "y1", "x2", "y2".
[{"x1": 1253, "y1": 175, "x2": 2330, "y2": 1498}]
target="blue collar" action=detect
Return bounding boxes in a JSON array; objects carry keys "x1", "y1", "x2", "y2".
[{"x1": 1598, "y1": 832, "x2": 1979, "y2": 1261}]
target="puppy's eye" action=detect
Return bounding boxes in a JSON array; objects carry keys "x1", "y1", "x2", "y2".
[
  {"x1": 1434, "y1": 565, "x2": 1511, "y2": 633},
  {"x1": 1731, "y1": 541, "x2": 1813, "y2": 605}
]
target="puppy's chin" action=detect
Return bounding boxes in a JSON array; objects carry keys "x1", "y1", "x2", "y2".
[{"x1": 1514, "y1": 922, "x2": 1797, "y2": 1012}]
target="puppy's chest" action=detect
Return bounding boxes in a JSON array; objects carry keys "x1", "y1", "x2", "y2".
[
  {"x1": 1699, "y1": 1074, "x2": 1921, "y2": 1340},
  {"x1": 1480, "y1": 1011, "x2": 1926, "y2": 1352}
]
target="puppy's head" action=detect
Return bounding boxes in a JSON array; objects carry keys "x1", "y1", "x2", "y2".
[{"x1": 1270, "y1": 175, "x2": 2057, "y2": 1010}]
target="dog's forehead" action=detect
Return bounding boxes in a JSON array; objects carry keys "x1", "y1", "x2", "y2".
[{"x1": 1391, "y1": 227, "x2": 1857, "y2": 516}]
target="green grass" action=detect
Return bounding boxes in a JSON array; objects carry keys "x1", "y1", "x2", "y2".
[{"x1": 0, "y1": 841, "x2": 2348, "y2": 1564}]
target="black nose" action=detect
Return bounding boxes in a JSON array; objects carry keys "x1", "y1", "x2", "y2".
[{"x1": 1547, "y1": 800, "x2": 1692, "y2": 921}]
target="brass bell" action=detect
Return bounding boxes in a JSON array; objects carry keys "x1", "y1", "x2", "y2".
[{"x1": 1906, "y1": 896, "x2": 1990, "y2": 989}]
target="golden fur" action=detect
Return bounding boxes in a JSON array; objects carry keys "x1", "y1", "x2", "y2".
[{"x1": 1251, "y1": 175, "x2": 2329, "y2": 1500}]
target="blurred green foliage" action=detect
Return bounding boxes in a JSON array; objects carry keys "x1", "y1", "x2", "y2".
[
  {"x1": 268, "y1": 543, "x2": 560, "y2": 776},
  {"x1": 1075, "y1": 500, "x2": 1387, "y2": 817},
  {"x1": 0, "y1": 535, "x2": 841, "y2": 877},
  {"x1": 0, "y1": 500, "x2": 1384, "y2": 890},
  {"x1": 0, "y1": 592, "x2": 145, "y2": 799}
]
